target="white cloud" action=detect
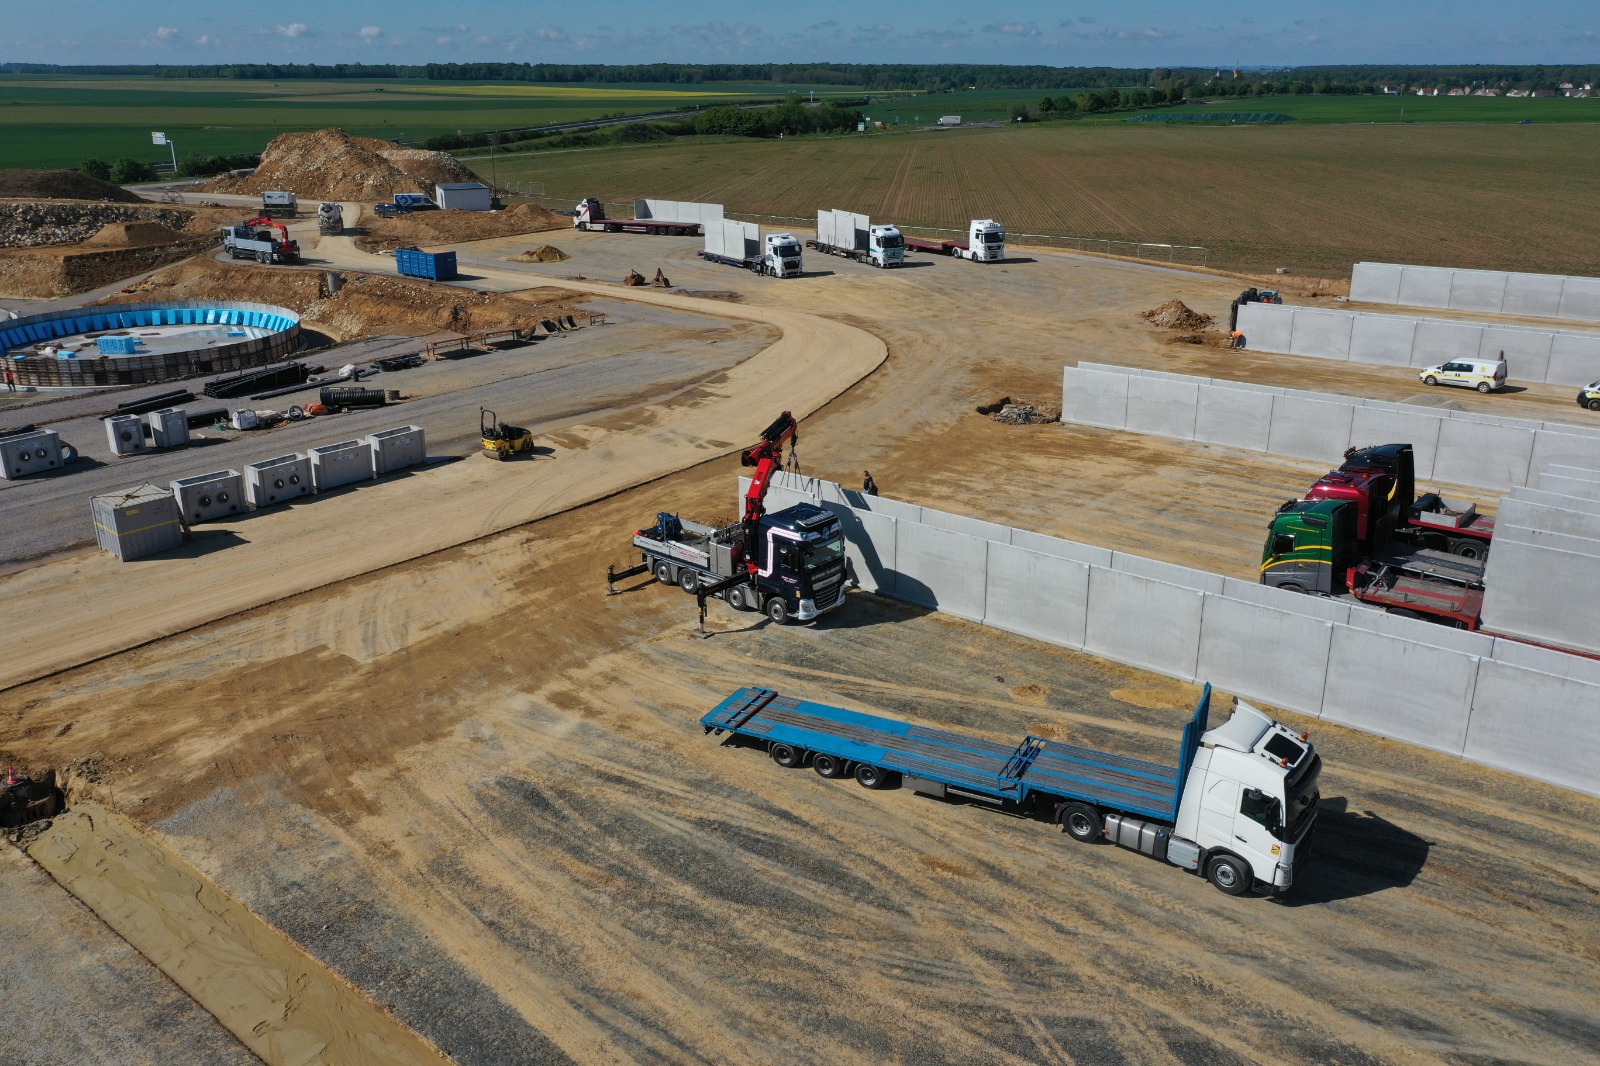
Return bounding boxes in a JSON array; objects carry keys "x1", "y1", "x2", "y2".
[
  {"x1": 984, "y1": 22, "x2": 1043, "y2": 38},
  {"x1": 276, "y1": 23, "x2": 309, "y2": 38},
  {"x1": 437, "y1": 35, "x2": 453, "y2": 45},
  {"x1": 358, "y1": 25, "x2": 382, "y2": 38},
  {"x1": 196, "y1": 34, "x2": 219, "y2": 46},
  {"x1": 153, "y1": 26, "x2": 180, "y2": 42},
  {"x1": 534, "y1": 28, "x2": 568, "y2": 42}
]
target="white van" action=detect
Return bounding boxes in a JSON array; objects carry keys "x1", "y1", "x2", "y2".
[{"x1": 1419, "y1": 359, "x2": 1507, "y2": 394}]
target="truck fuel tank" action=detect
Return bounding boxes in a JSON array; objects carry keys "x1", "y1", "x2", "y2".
[{"x1": 1103, "y1": 812, "x2": 1171, "y2": 862}]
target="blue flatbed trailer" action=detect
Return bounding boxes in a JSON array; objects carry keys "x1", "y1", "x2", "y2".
[{"x1": 701, "y1": 686, "x2": 1210, "y2": 822}]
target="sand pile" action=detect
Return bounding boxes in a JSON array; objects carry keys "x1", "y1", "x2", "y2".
[
  {"x1": 205, "y1": 128, "x2": 481, "y2": 201},
  {"x1": 1140, "y1": 299, "x2": 1213, "y2": 330},
  {"x1": 357, "y1": 203, "x2": 568, "y2": 253},
  {"x1": 80, "y1": 221, "x2": 187, "y2": 248},
  {"x1": 508, "y1": 244, "x2": 572, "y2": 263},
  {"x1": 0, "y1": 169, "x2": 147, "y2": 203}
]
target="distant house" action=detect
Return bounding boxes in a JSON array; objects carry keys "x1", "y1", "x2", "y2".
[
  {"x1": 1506, "y1": 89, "x2": 1532, "y2": 98},
  {"x1": 1559, "y1": 82, "x2": 1574, "y2": 90},
  {"x1": 1380, "y1": 85, "x2": 1400, "y2": 94},
  {"x1": 1447, "y1": 88, "x2": 1468, "y2": 96},
  {"x1": 1532, "y1": 89, "x2": 1557, "y2": 98},
  {"x1": 1415, "y1": 87, "x2": 1441, "y2": 97},
  {"x1": 1475, "y1": 88, "x2": 1501, "y2": 96}
]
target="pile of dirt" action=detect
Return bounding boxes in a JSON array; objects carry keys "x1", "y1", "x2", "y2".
[
  {"x1": 0, "y1": 169, "x2": 146, "y2": 203},
  {"x1": 100, "y1": 259, "x2": 589, "y2": 342},
  {"x1": 1140, "y1": 299, "x2": 1213, "y2": 330},
  {"x1": 975, "y1": 395, "x2": 1060, "y2": 424},
  {"x1": 507, "y1": 244, "x2": 572, "y2": 263},
  {"x1": 204, "y1": 128, "x2": 481, "y2": 201},
  {"x1": 80, "y1": 222, "x2": 188, "y2": 249},
  {"x1": 356, "y1": 203, "x2": 568, "y2": 253},
  {"x1": 0, "y1": 217, "x2": 219, "y2": 299}
]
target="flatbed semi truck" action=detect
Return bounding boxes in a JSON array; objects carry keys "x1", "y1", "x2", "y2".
[
  {"x1": 808, "y1": 209, "x2": 904, "y2": 267},
  {"x1": 700, "y1": 220, "x2": 802, "y2": 277},
  {"x1": 574, "y1": 197, "x2": 702, "y2": 236},
  {"x1": 904, "y1": 219, "x2": 1006, "y2": 262},
  {"x1": 702, "y1": 683, "x2": 1320, "y2": 896}
]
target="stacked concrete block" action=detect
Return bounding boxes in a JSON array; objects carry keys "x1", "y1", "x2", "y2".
[
  {"x1": 1481, "y1": 474, "x2": 1600, "y2": 657},
  {"x1": 171, "y1": 470, "x2": 245, "y2": 524},
  {"x1": 307, "y1": 440, "x2": 373, "y2": 491},
  {"x1": 1, "y1": 429, "x2": 62, "y2": 480}
]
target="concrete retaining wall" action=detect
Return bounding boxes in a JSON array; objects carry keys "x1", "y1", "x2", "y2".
[
  {"x1": 760, "y1": 471, "x2": 1600, "y2": 798},
  {"x1": 1062, "y1": 362, "x2": 1600, "y2": 493},
  {"x1": 1352, "y1": 261, "x2": 1600, "y2": 324},
  {"x1": 1235, "y1": 301, "x2": 1600, "y2": 387}
]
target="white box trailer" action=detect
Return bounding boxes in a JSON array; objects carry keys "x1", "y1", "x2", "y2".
[
  {"x1": 809, "y1": 209, "x2": 904, "y2": 268},
  {"x1": 435, "y1": 182, "x2": 492, "y2": 211}
]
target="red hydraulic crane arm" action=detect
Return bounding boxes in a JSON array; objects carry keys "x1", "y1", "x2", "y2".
[
  {"x1": 241, "y1": 218, "x2": 294, "y2": 245},
  {"x1": 739, "y1": 411, "x2": 798, "y2": 571}
]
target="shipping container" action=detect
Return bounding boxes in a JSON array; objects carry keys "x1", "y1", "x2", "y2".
[
  {"x1": 90, "y1": 484, "x2": 184, "y2": 561},
  {"x1": 434, "y1": 183, "x2": 492, "y2": 212},
  {"x1": 395, "y1": 246, "x2": 458, "y2": 281}
]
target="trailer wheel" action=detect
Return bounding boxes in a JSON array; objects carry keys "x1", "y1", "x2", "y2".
[
  {"x1": 1448, "y1": 539, "x2": 1485, "y2": 560},
  {"x1": 654, "y1": 561, "x2": 674, "y2": 585},
  {"x1": 765, "y1": 597, "x2": 790, "y2": 625},
  {"x1": 813, "y1": 754, "x2": 849, "y2": 779},
  {"x1": 1206, "y1": 854, "x2": 1252, "y2": 896},
  {"x1": 854, "y1": 764, "x2": 891, "y2": 789},
  {"x1": 1058, "y1": 802, "x2": 1102, "y2": 843},
  {"x1": 678, "y1": 569, "x2": 699, "y2": 594},
  {"x1": 770, "y1": 743, "x2": 803, "y2": 768}
]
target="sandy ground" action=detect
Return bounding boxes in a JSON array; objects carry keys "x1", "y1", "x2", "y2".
[{"x1": 5, "y1": 228, "x2": 1599, "y2": 1065}]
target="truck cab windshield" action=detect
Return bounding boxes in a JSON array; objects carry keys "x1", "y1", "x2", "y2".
[
  {"x1": 879, "y1": 234, "x2": 904, "y2": 249},
  {"x1": 982, "y1": 232, "x2": 1004, "y2": 244},
  {"x1": 801, "y1": 538, "x2": 845, "y2": 572}
]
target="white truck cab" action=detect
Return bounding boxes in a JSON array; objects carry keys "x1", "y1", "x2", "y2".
[
  {"x1": 965, "y1": 219, "x2": 1006, "y2": 262},
  {"x1": 868, "y1": 224, "x2": 905, "y2": 268},
  {"x1": 765, "y1": 233, "x2": 803, "y2": 278},
  {"x1": 1170, "y1": 701, "x2": 1320, "y2": 894}
]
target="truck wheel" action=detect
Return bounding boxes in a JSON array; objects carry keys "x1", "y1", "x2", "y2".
[
  {"x1": 256, "y1": 251, "x2": 268, "y2": 264},
  {"x1": 726, "y1": 585, "x2": 750, "y2": 611},
  {"x1": 1477, "y1": 381, "x2": 1492, "y2": 393},
  {"x1": 1449, "y1": 539, "x2": 1484, "y2": 560},
  {"x1": 813, "y1": 754, "x2": 849, "y2": 779},
  {"x1": 1206, "y1": 854, "x2": 1252, "y2": 896},
  {"x1": 1424, "y1": 375, "x2": 1438, "y2": 386},
  {"x1": 770, "y1": 743, "x2": 803, "y2": 768},
  {"x1": 854, "y1": 764, "x2": 891, "y2": 789},
  {"x1": 678, "y1": 569, "x2": 699, "y2": 594},
  {"x1": 654, "y1": 561, "x2": 674, "y2": 585},
  {"x1": 1276, "y1": 582, "x2": 1307, "y2": 594},
  {"x1": 765, "y1": 598, "x2": 790, "y2": 625},
  {"x1": 1058, "y1": 802, "x2": 1102, "y2": 843}
]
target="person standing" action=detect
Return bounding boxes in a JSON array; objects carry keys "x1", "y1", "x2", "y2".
[
  {"x1": 862, "y1": 470, "x2": 879, "y2": 496},
  {"x1": 4, "y1": 366, "x2": 15, "y2": 391}
]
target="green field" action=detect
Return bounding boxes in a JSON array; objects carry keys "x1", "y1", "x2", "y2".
[
  {"x1": 488, "y1": 121, "x2": 1600, "y2": 277},
  {"x1": 0, "y1": 77, "x2": 877, "y2": 168}
]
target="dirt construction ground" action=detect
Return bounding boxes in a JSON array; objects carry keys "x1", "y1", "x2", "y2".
[{"x1": 5, "y1": 224, "x2": 1600, "y2": 1065}]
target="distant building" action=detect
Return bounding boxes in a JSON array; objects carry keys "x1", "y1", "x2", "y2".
[
  {"x1": 1447, "y1": 88, "x2": 1468, "y2": 96},
  {"x1": 1506, "y1": 89, "x2": 1531, "y2": 98}
]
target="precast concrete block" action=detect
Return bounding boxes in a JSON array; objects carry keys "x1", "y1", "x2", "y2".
[
  {"x1": 1448, "y1": 270, "x2": 1508, "y2": 313},
  {"x1": 1208, "y1": 377, "x2": 1284, "y2": 396},
  {"x1": 1501, "y1": 272, "x2": 1564, "y2": 318},
  {"x1": 1350, "y1": 406, "x2": 1443, "y2": 480},
  {"x1": 1235, "y1": 303, "x2": 1293, "y2": 352},
  {"x1": 1321, "y1": 625, "x2": 1477, "y2": 755},
  {"x1": 823, "y1": 504, "x2": 897, "y2": 596},
  {"x1": 1546, "y1": 332, "x2": 1600, "y2": 387},
  {"x1": 1480, "y1": 538, "x2": 1600, "y2": 657},
  {"x1": 1448, "y1": 410, "x2": 1542, "y2": 432},
  {"x1": 246, "y1": 453, "x2": 312, "y2": 508},
  {"x1": 1350, "y1": 262, "x2": 1403, "y2": 304},
  {"x1": 849, "y1": 493, "x2": 923, "y2": 523},
  {"x1": 1476, "y1": 327, "x2": 1552, "y2": 384},
  {"x1": 0, "y1": 429, "x2": 62, "y2": 480},
  {"x1": 1397, "y1": 266, "x2": 1454, "y2": 309},
  {"x1": 1195, "y1": 595, "x2": 1333, "y2": 714},
  {"x1": 1009, "y1": 529, "x2": 1114, "y2": 567},
  {"x1": 1501, "y1": 492, "x2": 1600, "y2": 536},
  {"x1": 1194, "y1": 384, "x2": 1274, "y2": 451},
  {"x1": 1431, "y1": 419, "x2": 1533, "y2": 491},
  {"x1": 307, "y1": 440, "x2": 374, "y2": 491},
  {"x1": 1506, "y1": 486, "x2": 1600, "y2": 517},
  {"x1": 1545, "y1": 464, "x2": 1600, "y2": 481},
  {"x1": 1342, "y1": 603, "x2": 1495, "y2": 656},
  {"x1": 1538, "y1": 474, "x2": 1600, "y2": 501},
  {"x1": 1083, "y1": 569, "x2": 1205, "y2": 681},
  {"x1": 1348, "y1": 313, "x2": 1416, "y2": 366},
  {"x1": 918, "y1": 506, "x2": 1014, "y2": 545},
  {"x1": 1110, "y1": 552, "x2": 1222, "y2": 593},
  {"x1": 170, "y1": 469, "x2": 244, "y2": 524},
  {"x1": 1061, "y1": 367, "x2": 1129, "y2": 430},
  {"x1": 1287, "y1": 309, "x2": 1355, "y2": 359},
  {"x1": 1465, "y1": 660, "x2": 1600, "y2": 797},
  {"x1": 1488, "y1": 637, "x2": 1600, "y2": 686},
  {"x1": 1075, "y1": 361, "x2": 1136, "y2": 376},
  {"x1": 1265, "y1": 395, "x2": 1354, "y2": 461},
  {"x1": 1411, "y1": 319, "x2": 1486, "y2": 369},
  {"x1": 983, "y1": 543, "x2": 1089, "y2": 649},
  {"x1": 1124, "y1": 375, "x2": 1199, "y2": 440},
  {"x1": 890, "y1": 522, "x2": 988, "y2": 621},
  {"x1": 1557, "y1": 276, "x2": 1600, "y2": 322},
  {"x1": 1218, "y1": 577, "x2": 1352, "y2": 624},
  {"x1": 105, "y1": 414, "x2": 147, "y2": 456},
  {"x1": 366, "y1": 425, "x2": 425, "y2": 476}
]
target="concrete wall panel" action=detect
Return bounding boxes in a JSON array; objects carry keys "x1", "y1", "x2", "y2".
[
  {"x1": 1397, "y1": 266, "x2": 1454, "y2": 309},
  {"x1": 1537, "y1": 473, "x2": 1600, "y2": 501},
  {"x1": 1557, "y1": 276, "x2": 1600, "y2": 322},
  {"x1": 1411, "y1": 319, "x2": 1486, "y2": 369},
  {"x1": 1265, "y1": 396, "x2": 1353, "y2": 461},
  {"x1": 824, "y1": 504, "x2": 897, "y2": 596},
  {"x1": 1348, "y1": 314, "x2": 1416, "y2": 366},
  {"x1": 1061, "y1": 367, "x2": 1129, "y2": 429},
  {"x1": 983, "y1": 543, "x2": 1089, "y2": 649},
  {"x1": 1432, "y1": 419, "x2": 1533, "y2": 491},
  {"x1": 1466, "y1": 661, "x2": 1600, "y2": 796},
  {"x1": 1488, "y1": 637, "x2": 1600, "y2": 686},
  {"x1": 1529, "y1": 430, "x2": 1600, "y2": 489},
  {"x1": 1546, "y1": 464, "x2": 1600, "y2": 480},
  {"x1": 1196, "y1": 596, "x2": 1333, "y2": 712},
  {"x1": 1501, "y1": 273, "x2": 1565, "y2": 319},
  {"x1": 1124, "y1": 374, "x2": 1200, "y2": 440},
  {"x1": 1350, "y1": 262, "x2": 1403, "y2": 304},
  {"x1": 1499, "y1": 498, "x2": 1600, "y2": 538},
  {"x1": 1547, "y1": 333, "x2": 1600, "y2": 389},
  {"x1": 1322, "y1": 626, "x2": 1477, "y2": 754},
  {"x1": 1083, "y1": 569, "x2": 1204, "y2": 681},
  {"x1": 1236, "y1": 303, "x2": 1293, "y2": 351},
  {"x1": 1448, "y1": 270, "x2": 1508, "y2": 313},
  {"x1": 1194, "y1": 384, "x2": 1275, "y2": 451},
  {"x1": 1010, "y1": 529, "x2": 1114, "y2": 567},
  {"x1": 1350, "y1": 406, "x2": 1443, "y2": 480},
  {"x1": 1477, "y1": 327, "x2": 1551, "y2": 383},
  {"x1": 1110, "y1": 551, "x2": 1222, "y2": 593},
  {"x1": 1219, "y1": 577, "x2": 1353, "y2": 623},
  {"x1": 919, "y1": 507, "x2": 1015, "y2": 544},
  {"x1": 1287, "y1": 310, "x2": 1355, "y2": 359},
  {"x1": 1480, "y1": 537, "x2": 1600, "y2": 656},
  {"x1": 891, "y1": 522, "x2": 988, "y2": 621}
]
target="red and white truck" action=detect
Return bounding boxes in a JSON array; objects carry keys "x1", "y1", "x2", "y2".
[
  {"x1": 573, "y1": 198, "x2": 703, "y2": 236},
  {"x1": 904, "y1": 219, "x2": 1006, "y2": 261}
]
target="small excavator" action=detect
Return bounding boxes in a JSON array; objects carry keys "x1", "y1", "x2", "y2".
[{"x1": 480, "y1": 407, "x2": 535, "y2": 460}]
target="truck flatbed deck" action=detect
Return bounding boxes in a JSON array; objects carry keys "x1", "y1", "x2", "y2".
[
  {"x1": 702, "y1": 687, "x2": 1185, "y2": 820},
  {"x1": 1373, "y1": 546, "x2": 1485, "y2": 587}
]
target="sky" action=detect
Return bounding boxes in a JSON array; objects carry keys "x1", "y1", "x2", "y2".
[{"x1": 2, "y1": 1, "x2": 1596, "y2": 68}]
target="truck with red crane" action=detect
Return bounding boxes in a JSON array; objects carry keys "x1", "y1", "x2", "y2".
[
  {"x1": 611, "y1": 412, "x2": 849, "y2": 624},
  {"x1": 222, "y1": 217, "x2": 300, "y2": 264}
]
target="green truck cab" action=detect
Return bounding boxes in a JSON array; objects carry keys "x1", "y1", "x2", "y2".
[{"x1": 1260, "y1": 500, "x2": 1358, "y2": 594}]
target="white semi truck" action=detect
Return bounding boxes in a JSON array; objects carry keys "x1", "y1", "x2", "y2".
[
  {"x1": 808, "y1": 209, "x2": 904, "y2": 268},
  {"x1": 260, "y1": 191, "x2": 298, "y2": 218},
  {"x1": 700, "y1": 220, "x2": 803, "y2": 278},
  {"x1": 905, "y1": 219, "x2": 1007, "y2": 262}
]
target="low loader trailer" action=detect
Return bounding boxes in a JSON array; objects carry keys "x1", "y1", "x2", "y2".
[
  {"x1": 574, "y1": 198, "x2": 702, "y2": 236},
  {"x1": 807, "y1": 209, "x2": 904, "y2": 268},
  {"x1": 904, "y1": 219, "x2": 1006, "y2": 262},
  {"x1": 700, "y1": 220, "x2": 802, "y2": 278},
  {"x1": 702, "y1": 683, "x2": 1320, "y2": 896}
]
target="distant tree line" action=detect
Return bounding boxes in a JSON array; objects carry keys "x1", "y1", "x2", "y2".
[
  {"x1": 5, "y1": 62, "x2": 1596, "y2": 92},
  {"x1": 80, "y1": 152, "x2": 260, "y2": 183}
]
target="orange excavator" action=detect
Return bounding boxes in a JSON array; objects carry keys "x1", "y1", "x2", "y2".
[{"x1": 223, "y1": 217, "x2": 301, "y2": 264}]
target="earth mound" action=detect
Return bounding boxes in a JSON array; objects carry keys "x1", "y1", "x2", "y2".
[
  {"x1": 508, "y1": 244, "x2": 572, "y2": 263},
  {"x1": 80, "y1": 221, "x2": 187, "y2": 248},
  {"x1": 1140, "y1": 299, "x2": 1213, "y2": 330},
  {"x1": 0, "y1": 169, "x2": 147, "y2": 203},
  {"x1": 205, "y1": 128, "x2": 481, "y2": 201}
]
